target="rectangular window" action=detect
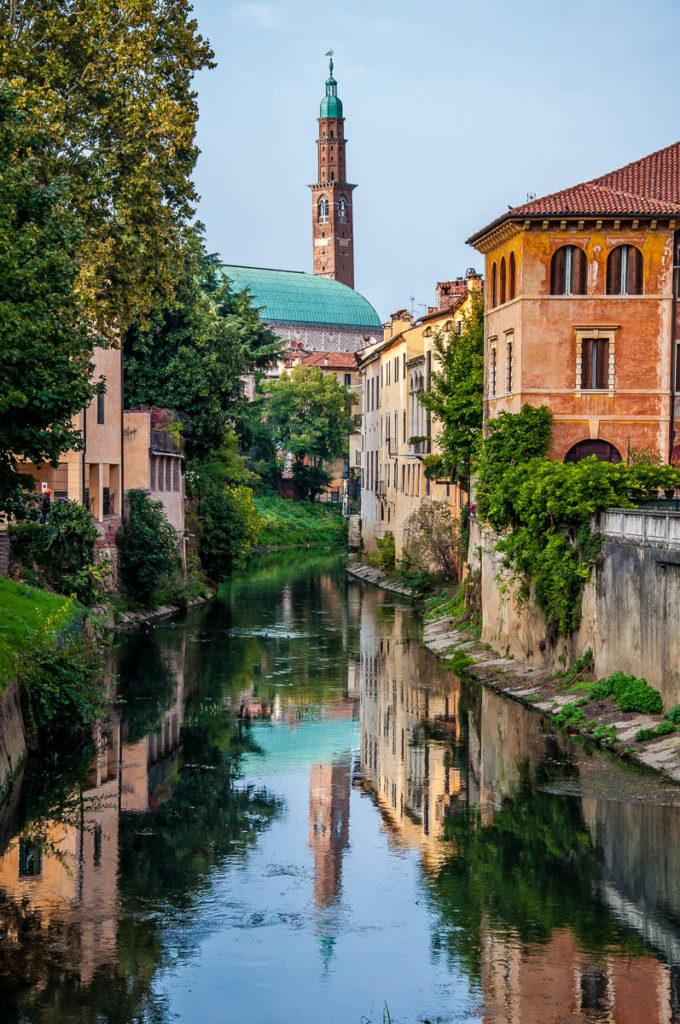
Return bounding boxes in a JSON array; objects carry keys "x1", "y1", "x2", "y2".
[
  {"x1": 150, "y1": 456, "x2": 156, "y2": 491},
  {"x1": 344, "y1": 373, "x2": 351, "y2": 387},
  {"x1": 490, "y1": 346, "x2": 497, "y2": 397},
  {"x1": 426, "y1": 351, "x2": 431, "y2": 390},
  {"x1": 401, "y1": 464, "x2": 405, "y2": 491},
  {"x1": 97, "y1": 390, "x2": 105, "y2": 425},
  {"x1": 402, "y1": 410, "x2": 406, "y2": 442},
  {"x1": 19, "y1": 838, "x2": 42, "y2": 877},
  {"x1": 402, "y1": 353, "x2": 406, "y2": 378},
  {"x1": 394, "y1": 412, "x2": 398, "y2": 449},
  {"x1": 173, "y1": 459, "x2": 180, "y2": 492},
  {"x1": 506, "y1": 339, "x2": 513, "y2": 393},
  {"x1": 581, "y1": 338, "x2": 610, "y2": 390}
]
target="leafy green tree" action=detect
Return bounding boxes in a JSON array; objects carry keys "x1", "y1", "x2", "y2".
[
  {"x1": 117, "y1": 490, "x2": 180, "y2": 605},
  {"x1": 420, "y1": 293, "x2": 484, "y2": 488},
  {"x1": 0, "y1": 86, "x2": 98, "y2": 515},
  {"x1": 199, "y1": 486, "x2": 260, "y2": 584},
  {"x1": 0, "y1": 0, "x2": 215, "y2": 331},
  {"x1": 124, "y1": 233, "x2": 281, "y2": 458},
  {"x1": 262, "y1": 365, "x2": 356, "y2": 500}
]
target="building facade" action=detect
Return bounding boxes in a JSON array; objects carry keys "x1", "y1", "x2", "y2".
[
  {"x1": 467, "y1": 142, "x2": 680, "y2": 464},
  {"x1": 358, "y1": 273, "x2": 482, "y2": 554}
]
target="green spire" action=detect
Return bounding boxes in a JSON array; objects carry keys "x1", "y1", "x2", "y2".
[{"x1": 320, "y1": 50, "x2": 343, "y2": 119}]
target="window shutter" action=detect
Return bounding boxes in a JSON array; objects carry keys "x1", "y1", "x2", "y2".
[
  {"x1": 551, "y1": 247, "x2": 566, "y2": 295},
  {"x1": 607, "y1": 247, "x2": 622, "y2": 294},
  {"x1": 629, "y1": 247, "x2": 643, "y2": 294},
  {"x1": 499, "y1": 258, "x2": 506, "y2": 304},
  {"x1": 509, "y1": 253, "x2": 516, "y2": 300},
  {"x1": 596, "y1": 339, "x2": 609, "y2": 390},
  {"x1": 581, "y1": 338, "x2": 593, "y2": 389},
  {"x1": 573, "y1": 247, "x2": 587, "y2": 294}
]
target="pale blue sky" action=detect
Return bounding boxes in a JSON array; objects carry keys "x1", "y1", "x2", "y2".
[{"x1": 191, "y1": 0, "x2": 680, "y2": 320}]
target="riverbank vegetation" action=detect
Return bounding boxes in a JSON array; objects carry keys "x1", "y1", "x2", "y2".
[
  {"x1": 0, "y1": 581, "x2": 78, "y2": 693},
  {"x1": 253, "y1": 495, "x2": 346, "y2": 549}
]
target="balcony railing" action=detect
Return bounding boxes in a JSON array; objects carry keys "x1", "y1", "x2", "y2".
[
  {"x1": 150, "y1": 429, "x2": 180, "y2": 453},
  {"x1": 409, "y1": 437, "x2": 432, "y2": 456}
]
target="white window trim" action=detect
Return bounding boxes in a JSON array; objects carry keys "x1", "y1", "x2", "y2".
[
  {"x1": 488, "y1": 335, "x2": 498, "y2": 398},
  {"x1": 574, "y1": 325, "x2": 618, "y2": 396},
  {"x1": 504, "y1": 328, "x2": 514, "y2": 396}
]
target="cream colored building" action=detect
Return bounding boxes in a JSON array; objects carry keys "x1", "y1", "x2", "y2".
[
  {"x1": 124, "y1": 409, "x2": 185, "y2": 548},
  {"x1": 358, "y1": 273, "x2": 482, "y2": 555}
]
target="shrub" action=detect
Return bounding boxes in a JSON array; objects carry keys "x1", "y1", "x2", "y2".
[
  {"x1": 9, "y1": 500, "x2": 98, "y2": 604},
  {"x1": 403, "y1": 500, "x2": 461, "y2": 584},
  {"x1": 252, "y1": 495, "x2": 346, "y2": 548},
  {"x1": 665, "y1": 704, "x2": 680, "y2": 725},
  {"x1": 553, "y1": 700, "x2": 587, "y2": 730},
  {"x1": 590, "y1": 671, "x2": 663, "y2": 715},
  {"x1": 117, "y1": 490, "x2": 180, "y2": 605},
  {"x1": 636, "y1": 721, "x2": 675, "y2": 742},
  {"x1": 369, "y1": 530, "x2": 396, "y2": 572},
  {"x1": 199, "y1": 485, "x2": 260, "y2": 584}
]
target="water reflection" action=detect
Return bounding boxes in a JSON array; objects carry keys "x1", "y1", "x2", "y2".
[{"x1": 2, "y1": 554, "x2": 680, "y2": 1022}]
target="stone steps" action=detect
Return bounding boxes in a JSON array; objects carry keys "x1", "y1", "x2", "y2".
[{"x1": 348, "y1": 514, "x2": 360, "y2": 549}]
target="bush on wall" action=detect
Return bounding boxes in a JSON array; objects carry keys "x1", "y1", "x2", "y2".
[{"x1": 117, "y1": 490, "x2": 180, "y2": 605}]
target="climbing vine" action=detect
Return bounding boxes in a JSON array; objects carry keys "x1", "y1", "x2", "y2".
[{"x1": 475, "y1": 406, "x2": 680, "y2": 635}]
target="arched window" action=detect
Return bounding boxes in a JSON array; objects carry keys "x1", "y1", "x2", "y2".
[
  {"x1": 550, "y1": 245, "x2": 587, "y2": 295},
  {"x1": 444, "y1": 320, "x2": 453, "y2": 332},
  {"x1": 564, "y1": 440, "x2": 622, "y2": 464},
  {"x1": 606, "y1": 245, "x2": 643, "y2": 295},
  {"x1": 491, "y1": 263, "x2": 497, "y2": 308},
  {"x1": 338, "y1": 196, "x2": 347, "y2": 223},
  {"x1": 499, "y1": 257, "x2": 507, "y2": 304},
  {"x1": 318, "y1": 195, "x2": 329, "y2": 223},
  {"x1": 509, "y1": 252, "x2": 516, "y2": 300},
  {"x1": 423, "y1": 326, "x2": 432, "y2": 337}
]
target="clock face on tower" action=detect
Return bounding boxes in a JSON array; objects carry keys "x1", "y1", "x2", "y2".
[{"x1": 310, "y1": 56, "x2": 356, "y2": 289}]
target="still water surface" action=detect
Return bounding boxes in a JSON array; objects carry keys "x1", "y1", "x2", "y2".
[{"x1": 3, "y1": 553, "x2": 680, "y2": 1022}]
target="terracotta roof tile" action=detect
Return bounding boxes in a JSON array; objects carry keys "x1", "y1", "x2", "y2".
[
  {"x1": 468, "y1": 141, "x2": 680, "y2": 245},
  {"x1": 300, "y1": 352, "x2": 358, "y2": 369}
]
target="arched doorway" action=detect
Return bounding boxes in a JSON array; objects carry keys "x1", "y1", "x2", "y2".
[{"x1": 564, "y1": 440, "x2": 622, "y2": 464}]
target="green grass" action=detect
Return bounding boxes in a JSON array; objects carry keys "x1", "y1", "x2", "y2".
[
  {"x1": 253, "y1": 496, "x2": 347, "y2": 549},
  {"x1": 0, "y1": 580, "x2": 77, "y2": 692}
]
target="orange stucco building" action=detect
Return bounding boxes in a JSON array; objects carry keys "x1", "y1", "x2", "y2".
[{"x1": 468, "y1": 142, "x2": 680, "y2": 464}]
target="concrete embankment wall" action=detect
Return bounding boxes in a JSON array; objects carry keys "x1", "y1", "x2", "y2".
[
  {"x1": 0, "y1": 683, "x2": 26, "y2": 795},
  {"x1": 474, "y1": 509, "x2": 680, "y2": 708}
]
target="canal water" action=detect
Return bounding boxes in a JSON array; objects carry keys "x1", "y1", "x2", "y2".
[{"x1": 3, "y1": 553, "x2": 680, "y2": 1023}]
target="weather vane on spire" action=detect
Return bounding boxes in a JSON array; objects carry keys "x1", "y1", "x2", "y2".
[{"x1": 325, "y1": 49, "x2": 334, "y2": 76}]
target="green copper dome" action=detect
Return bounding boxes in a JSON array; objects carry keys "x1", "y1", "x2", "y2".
[
  {"x1": 221, "y1": 266, "x2": 381, "y2": 330},
  {"x1": 320, "y1": 54, "x2": 343, "y2": 119}
]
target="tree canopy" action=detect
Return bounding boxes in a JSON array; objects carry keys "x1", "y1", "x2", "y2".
[
  {"x1": 262, "y1": 365, "x2": 356, "y2": 500},
  {"x1": 123, "y1": 231, "x2": 282, "y2": 459},
  {"x1": 0, "y1": 86, "x2": 97, "y2": 515},
  {"x1": 420, "y1": 294, "x2": 484, "y2": 488},
  {"x1": 0, "y1": 0, "x2": 214, "y2": 332}
]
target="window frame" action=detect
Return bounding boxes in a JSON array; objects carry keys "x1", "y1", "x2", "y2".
[
  {"x1": 550, "y1": 244, "x2": 588, "y2": 296},
  {"x1": 606, "y1": 244, "x2": 643, "y2": 295},
  {"x1": 574, "y1": 325, "x2": 618, "y2": 394}
]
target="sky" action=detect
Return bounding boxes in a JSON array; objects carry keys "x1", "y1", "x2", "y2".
[{"x1": 190, "y1": 0, "x2": 680, "y2": 321}]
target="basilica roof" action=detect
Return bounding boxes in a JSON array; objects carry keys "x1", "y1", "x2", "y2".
[{"x1": 221, "y1": 265, "x2": 381, "y2": 330}]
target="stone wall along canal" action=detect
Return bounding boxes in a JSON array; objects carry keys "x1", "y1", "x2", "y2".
[{"x1": 2, "y1": 551, "x2": 680, "y2": 1022}]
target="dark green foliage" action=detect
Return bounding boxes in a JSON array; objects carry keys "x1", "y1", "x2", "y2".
[
  {"x1": 9, "y1": 501, "x2": 98, "y2": 604},
  {"x1": 117, "y1": 490, "x2": 180, "y2": 605},
  {"x1": 0, "y1": 87, "x2": 98, "y2": 514},
  {"x1": 124, "y1": 232, "x2": 281, "y2": 459},
  {"x1": 253, "y1": 496, "x2": 346, "y2": 548},
  {"x1": 419, "y1": 294, "x2": 484, "y2": 488},
  {"x1": 475, "y1": 404, "x2": 680, "y2": 634},
  {"x1": 369, "y1": 530, "x2": 396, "y2": 571},
  {"x1": 553, "y1": 700, "x2": 587, "y2": 729},
  {"x1": 18, "y1": 606, "x2": 103, "y2": 743},
  {"x1": 199, "y1": 488, "x2": 260, "y2": 584},
  {"x1": 589, "y1": 671, "x2": 663, "y2": 715},
  {"x1": 636, "y1": 722, "x2": 675, "y2": 742},
  {"x1": 262, "y1": 365, "x2": 356, "y2": 500},
  {"x1": 397, "y1": 552, "x2": 435, "y2": 595},
  {"x1": 665, "y1": 704, "x2": 680, "y2": 725}
]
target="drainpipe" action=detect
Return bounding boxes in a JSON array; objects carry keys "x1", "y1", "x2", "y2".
[
  {"x1": 120, "y1": 341, "x2": 125, "y2": 522},
  {"x1": 81, "y1": 405, "x2": 87, "y2": 507},
  {"x1": 670, "y1": 228, "x2": 680, "y2": 465}
]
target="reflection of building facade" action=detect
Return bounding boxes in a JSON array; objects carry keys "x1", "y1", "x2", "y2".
[
  {"x1": 0, "y1": 647, "x2": 185, "y2": 985},
  {"x1": 309, "y1": 759, "x2": 351, "y2": 908},
  {"x1": 358, "y1": 596, "x2": 462, "y2": 867}
]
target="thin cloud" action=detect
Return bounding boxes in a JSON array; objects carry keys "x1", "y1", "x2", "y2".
[{"x1": 231, "y1": 2, "x2": 281, "y2": 29}]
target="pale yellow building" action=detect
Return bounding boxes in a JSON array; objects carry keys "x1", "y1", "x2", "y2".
[{"x1": 358, "y1": 272, "x2": 482, "y2": 556}]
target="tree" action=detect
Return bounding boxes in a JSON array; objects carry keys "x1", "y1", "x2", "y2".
[
  {"x1": 420, "y1": 293, "x2": 484, "y2": 489},
  {"x1": 0, "y1": 0, "x2": 214, "y2": 332},
  {"x1": 124, "y1": 231, "x2": 282, "y2": 459},
  {"x1": 0, "y1": 86, "x2": 98, "y2": 515},
  {"x1": 262, "y1": 365, "x2": 356, "y2": 500}
]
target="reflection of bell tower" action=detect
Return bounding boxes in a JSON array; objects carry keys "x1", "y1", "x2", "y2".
[
  {"x1": 309, "y1": 759, "x2": 351, "y2": 907},
  {"x1": 309, "y1": 52, "x2": 356, "y2": 288}
]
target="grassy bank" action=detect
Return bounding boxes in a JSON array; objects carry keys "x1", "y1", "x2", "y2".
[
  {"x1": 253, "y1": 496, "x2": 347, "y2": 549},
  {"x1": 0, "y1": 580, "x2": 79, "y2": 693}
]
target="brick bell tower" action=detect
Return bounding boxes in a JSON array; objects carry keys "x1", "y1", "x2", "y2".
[{"x1": 309, "y1": 52, "x2": 356, "y2": 289}]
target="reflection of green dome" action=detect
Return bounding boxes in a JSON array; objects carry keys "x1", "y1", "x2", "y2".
[{"x1": 320, "y1": 75, "x2": 342, "y2": 119}]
